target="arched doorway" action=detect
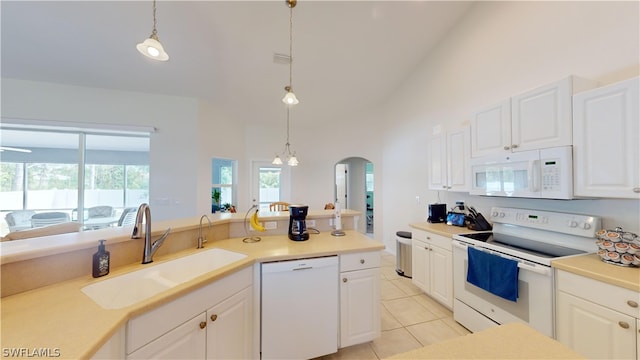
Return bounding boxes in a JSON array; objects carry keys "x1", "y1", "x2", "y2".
[{"x1": 334, "y1": 157, "x2": 374, "y2": 236}]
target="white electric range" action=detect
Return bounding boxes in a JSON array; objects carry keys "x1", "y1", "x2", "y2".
[{"x1": 452, "y1": 206, "x2": 600, "y2": 337}]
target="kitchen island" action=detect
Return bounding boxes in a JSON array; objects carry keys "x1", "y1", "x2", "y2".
[{"x1": 1, "y1": 230, "x2": 382, "y2": 359}]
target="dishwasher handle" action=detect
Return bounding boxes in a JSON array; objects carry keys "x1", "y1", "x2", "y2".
[{"x1": 262, "y1": 256, "x2": 338, "y2": 273}]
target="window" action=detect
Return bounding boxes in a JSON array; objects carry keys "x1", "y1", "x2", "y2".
[
  {"x1": 252, "y1": 161, "x2": 290, "y2": 210},
  {"x1": 212, "y1": 158, "x2": 237, "y2": 212},
  {"x1": 0, "y1": 124, "x2": 151, "y2": 236}
]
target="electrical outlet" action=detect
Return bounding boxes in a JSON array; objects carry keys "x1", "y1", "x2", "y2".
[
  {"x1": 263, "y1": 221, "x2": 277, "y2": 230},
  {"x1": 306, "y1": 220, "x2": 316, "y2": 227}
]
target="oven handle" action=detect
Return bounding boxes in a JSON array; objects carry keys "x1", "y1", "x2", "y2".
[{"x1": 453, "y1": 240, "x2": 551, "y2": 277}]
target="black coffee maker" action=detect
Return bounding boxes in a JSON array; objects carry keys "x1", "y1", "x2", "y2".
[{"x1": 288, "y1": 205, "x2": 310, "y2": 241}]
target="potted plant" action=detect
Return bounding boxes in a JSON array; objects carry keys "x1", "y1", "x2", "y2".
[{"x1": 212, "y1": 189, "x2": 221, "y2": 213}]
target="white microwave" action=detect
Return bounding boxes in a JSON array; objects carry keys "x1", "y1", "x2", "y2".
[{"x1": 470, "y1": 146, "x2": 573, "y2": 199}]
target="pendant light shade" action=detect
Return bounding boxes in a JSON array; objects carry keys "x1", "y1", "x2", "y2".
[
  {"x1": 137, "y1": 0, "x2": 169, "y2": 61},
  {"x1": 272, "y1": 155, "x2": 283, "y2": 165},
  {"x1": 137, "y1": 35, "x2": 169, "y2": 61},
  {"x1": 282, "y1": 86, "x2": 299, "y2": 105}
]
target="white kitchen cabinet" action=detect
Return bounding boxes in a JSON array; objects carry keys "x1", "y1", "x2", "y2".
[
  {"x1": 126, "y1": 267, "x2": 254, "y2": 359},
  {"x1": 411, "y1": 229, "x2": 453, "y2": 309},
  {"x1": 573, "y1": 77, "x2": 640, "y2": 199},
  {"x1": 556, "y1": 270, "x2": 640, "y2": 360},
  {"x1": 471, "y1": 76, "x2": 596, "y2": 157},
  {"x1": 128, "y1": 314, "x2": 207, "y2": 359},
  {"x1": 428, "y1": 126, "x2": 471, "y2": 192},
  {"x1": 339, "y1": 251, "x2": 381, "y2": 348},
  {"x1": 206, "y1": 287, "x2": 253, "y2": 360},
  {"x1": 471, "y1": 99, "x2": 511, "y2": 157}
]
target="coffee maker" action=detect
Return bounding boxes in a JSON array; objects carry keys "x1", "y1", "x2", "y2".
[
  {"x1": 428, "y1": 203, "x2": 447, "y2": 223},
  {"x1": 288, "y1": 205, "x2": 310, "y2": 241}
]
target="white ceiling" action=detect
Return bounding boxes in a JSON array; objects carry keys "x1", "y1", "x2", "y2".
[{"x1": 1, "y1": 1, "x2": 473, "y2": 126}]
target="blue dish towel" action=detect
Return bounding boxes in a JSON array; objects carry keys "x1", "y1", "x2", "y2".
[{"x1": 466, "y1": 247, "x2": 519, "y2": 302}]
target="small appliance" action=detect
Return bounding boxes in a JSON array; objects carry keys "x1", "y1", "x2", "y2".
[
  {"x1": 288, "y1": 205, "x2": 310, "y2": 241},
  {"x1": 428, "y1": 203, "x2": 446, "y2": 223},
  {"x1": 470, "y1": 146, "x2": 574, "y2": 199}
]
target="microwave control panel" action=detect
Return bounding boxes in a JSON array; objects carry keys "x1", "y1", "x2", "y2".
[{"x1": 541, "y1": 159, "x2": 561, "y2": 191}]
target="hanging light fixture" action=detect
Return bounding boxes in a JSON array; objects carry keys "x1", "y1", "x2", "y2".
[
  {"x1": 272, "y1": 107, "x2": 299, "y2": 166},
  {"x1": 136, "y1": 0, "x2": 169, "y2": 61},
  {"x1": 281, "y1": 0, "x2": 299, "y2": 105}
]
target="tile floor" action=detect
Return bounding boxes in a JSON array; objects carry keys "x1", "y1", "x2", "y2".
[{"x1": 319, "y1": 252, "x2": 471, "y2": 360}]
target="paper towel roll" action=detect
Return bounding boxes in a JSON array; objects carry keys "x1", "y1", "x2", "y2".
[{"x1": 334, "y1": 201, "x2": 342, "y2": 231}]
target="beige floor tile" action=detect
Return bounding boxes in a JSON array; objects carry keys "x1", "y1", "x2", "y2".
[
  {"x1": 441, "y1": 317, "x2": 472, "y2": 336},
  {"x1": 380, "y1": 265, "x2": 400, "y2": 281},
  {"x1": 411, "y1": 293, "x2": 452, "y2": 319},
  {"x1": 380, "y1": 279, "x2": 406, "y2": 301},
  {"x1": 371, "y1": 328, "x2": 423, "y2": 359},
  {"x1": 316, "y1": 342, "x2": 378, "y2": 360},
  {"x1": 382, "y1": 297, "x2": 438, "y2": 326},
  {"x1": 405, "y1": 319, "x2": 464, "y2": 346},
  {"x1": 390, "y1": 277, "x2": 422, "y2": 296},
  {"x1": 380, "y1": 304, "x2": 402, "y2": 331},
  {"x1": 381, "y1": 253, "x2": 396, "y2": 267}
]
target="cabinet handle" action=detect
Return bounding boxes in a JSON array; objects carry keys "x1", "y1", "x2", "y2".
[
  {"x1": 424, "y1": 246, "x2": 429, "y2": 250},
  {"x1": 199, "y1": 321, "x2": 207, "y2": 329},
  {"x1": 504, "y1": 145, "x2": 511, "y2": 150},
  {"x1": 343, "y1": 278, "x2": 348, "y2": 283},
  {"x1": 619, "y1": 321, "x2": 630, "y2": 329},
  {"x1": 627, "y1": 300, "x2": 638, "y2": 308},
  {"x1": 210, "y1": 314, "x2": 218, "y2": 322},
  {"x1": 360, "y1": 259, "x2": 365, "y2": 264},
  {"x1": 511, "y1": 144, "x2": 519, "y2": 149},
  {"x1": 442, "y1": 186, "x2": 447, "y2": 189},
  {"x1": 633, "y1": 187, "x2": 640, "y2": 193}
]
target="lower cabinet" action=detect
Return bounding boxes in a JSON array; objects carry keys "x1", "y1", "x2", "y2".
[
  {"x1": 411, "y1": 229, "x2": 453, "y2": 308},
  {"x1": 126, "y1": 267, "x2": 254, "y2": 360},
  {"x1": 339, "y1": 251, "x2": 381, "y2": 348},
  {"x1": 556, "y1": 270, "x2": 639, "y2": 360}
]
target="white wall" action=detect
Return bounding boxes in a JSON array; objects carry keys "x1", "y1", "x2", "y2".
[{"x1": 380, "y1": 1, "x2": 640, "y2": 252}]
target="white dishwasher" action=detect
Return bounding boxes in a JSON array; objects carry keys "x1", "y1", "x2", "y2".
[{"x1": 261, "y1": 256, "x2": 338, "y2": 360}]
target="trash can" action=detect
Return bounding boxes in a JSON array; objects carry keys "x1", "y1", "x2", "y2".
[{"x1": 395, "y1": 231, "x2": 412, "y2": 278}]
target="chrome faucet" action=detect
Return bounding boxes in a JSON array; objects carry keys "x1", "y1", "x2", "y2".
[
  {"x1": 197, "y1": 214, "x2": 212, "y2": 249},
  {"x1": 131, "y1": 203, "x2": 171, "y2": 264}
]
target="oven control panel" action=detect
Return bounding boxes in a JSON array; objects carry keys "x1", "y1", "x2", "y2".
[{"x1": 490, "y1": 207, "x2": 601, "y2": 237}]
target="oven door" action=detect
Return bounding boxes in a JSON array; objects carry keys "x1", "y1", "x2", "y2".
[{"x1": 452, "y1": 240, "x2": 554, "y2": 337}]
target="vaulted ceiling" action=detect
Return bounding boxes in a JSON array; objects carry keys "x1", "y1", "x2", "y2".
[{"x1": 2, "y1": 1, "x2": 473, "y2": 125}]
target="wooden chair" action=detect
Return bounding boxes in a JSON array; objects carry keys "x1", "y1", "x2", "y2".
[{"x1": 269, "y1": 202, "x2": 290, "y2": 211}]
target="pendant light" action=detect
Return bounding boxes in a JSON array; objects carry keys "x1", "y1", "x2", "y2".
[
  {"x1": 281, "y1": 0, "x2": 299, "y2": 105},
  {"x1": 136, "y1": 0, "x2": 169, "y2": 61},
  {"x1": 272, "y1": 107, "x2": 299, "y2": 166}
]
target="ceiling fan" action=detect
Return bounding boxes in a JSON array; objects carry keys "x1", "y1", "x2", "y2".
[{"x1": 0, "y1": 146, "x2": 32, "y2": 153}]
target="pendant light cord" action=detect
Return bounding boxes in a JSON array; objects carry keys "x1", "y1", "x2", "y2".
[
  {"x1": 151, "y1": 0, "x2": 158, "y2": 37},
  {"x1": 288, "y1": 4, "x2": 293, "y2": 89}
]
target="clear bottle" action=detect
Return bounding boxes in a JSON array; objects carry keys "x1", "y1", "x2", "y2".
[{"x1": 92, "y1": 240, "x2": 110, "y2": 278}]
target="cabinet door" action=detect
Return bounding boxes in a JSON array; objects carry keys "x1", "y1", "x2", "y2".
[
  {"x1": 471, "y1": 99, "x2": 511, "y2": 157},
  {"x1": 411, "y1": 239, "x2": 429, "y2": 292},
  {"x1": 511, "y1": 78, "x2": 572, "y2": 152},
  {"x1": 557, "y1": 291, "x2": 636, "y2": 360},
  {"x1": 206, "y1": 286, "x2": 253, "y2": 360},
  {"x1": 340, "y1": 267, "x2": 381, "y2": 348},
  {"x1": 127, "y1": 313, "x2": 207, "y2": 359},
  {"x1": 637, "y1": 318, "x2": 640, "y2": 360},
  {"x1": 428, "y1": 133, "x2": 448, "y2": 190},
  {"x1": 428, "y1": 245, "x2": 453, "y2": 309},
  {"x1": 573, "y1": 77, "x2": 639, "y2": 199},
  {"x1": 447, "y1": 126, "x2": 471, "y2": 192}
]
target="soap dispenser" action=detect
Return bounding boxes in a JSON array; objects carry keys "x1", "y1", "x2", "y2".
[{"x1": 92, "y1": 240, "x2": 110, "y2": 278}]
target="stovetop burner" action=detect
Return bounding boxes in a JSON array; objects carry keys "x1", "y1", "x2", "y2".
[{"x1": 456, "y1": 232, "x2": 587, "y2": 260}]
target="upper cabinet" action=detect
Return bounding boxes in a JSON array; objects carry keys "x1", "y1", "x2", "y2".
[
  {"x1": 573, "y1": 77, "x2": 640, "y2": 199},
  {"x1": 428, "y1": 126, "x2": 471, "y2": 192},
  {"x1": 471, "y1": 76, "x2": 597, "y2": 157}
]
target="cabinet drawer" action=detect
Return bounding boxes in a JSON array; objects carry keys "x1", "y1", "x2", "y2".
[
  {"x1": 413, "y1": 230, "x2": 452, "y2": 251},
  {"x1": 557, "y1": 270, "x2": 640, "y2": 318},
  {"x1": 340, "y1": 251, "x2": 381, "y2": 272}
]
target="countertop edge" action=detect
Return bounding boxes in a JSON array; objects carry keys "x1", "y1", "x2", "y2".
[{"x1": 552, "y1": 253, "x2": 640, "y2": 292}]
